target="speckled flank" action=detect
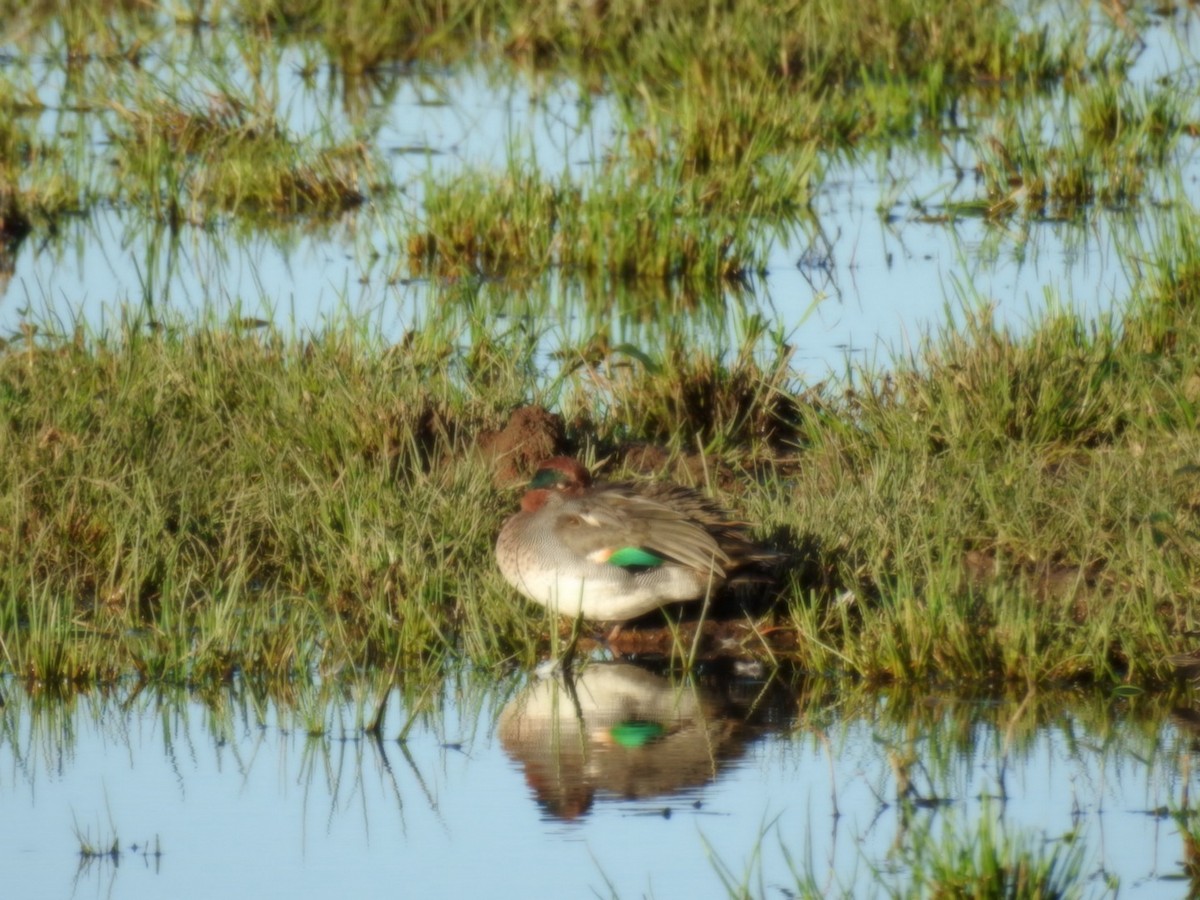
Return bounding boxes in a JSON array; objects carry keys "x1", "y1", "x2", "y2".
[
  {"x1": 497, "y1": 505, "x2": 709, "y2": 619},
  {"x1": 495, "y1": 459, "x2": 776, "y2": 622}
]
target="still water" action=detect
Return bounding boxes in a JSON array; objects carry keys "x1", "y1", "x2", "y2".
[
  {"x1": 2, "y1": 11, "x2": 1199, "y2": 898},
  {"x1": 2, "y1": 663, "x2": 1196, "y2": 898},
  {"x1": 2, "y1": 11, "x2": 1194, "y2": 379}
]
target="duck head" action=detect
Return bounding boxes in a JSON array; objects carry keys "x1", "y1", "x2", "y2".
[{"x1": 529, "y1": 456, "x2": 592, "y2": 492}]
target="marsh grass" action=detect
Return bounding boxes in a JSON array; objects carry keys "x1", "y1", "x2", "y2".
[
  {"x1": 0, "y1": 1, "x2": 1198, "y2": 688},
  {"x1": 705, "y1": 813, "x2": 1091, "y2": 900},
  {"x1": 777, "y1": 298, "x2": 1200, "y2": 682},
  {"x1": 976, "y1": 77, "x2": 1190, "y2": 219},
  {"x1": 3, "y1": 190, "x2": 1200, "y2": 687},
  {"x1": 0, "y1": 14, "x2": 384, "y2": 259},
  {"x1": 889, "y1": 807, "x2": 1091, "y2": 899},
  {"x1": 583, "y1": 211, "x2": 1200, "y2": 684},
  {"x1": 399, "y1": 0, "x2": 1140, "y2": 277},
  {"x1": 109, "y1": 92, "x2": 370, "y2": 223},
  {"x1": 4, "y1": 204, "x2": 1200, "y2": 687},
  {"x1": 248, "y1": 0, "x2": 483, "y2": 72},
  {"x1": 243, "y1": 0, "x2": 1086, "y2": 100},
  {"x1": 0, "y1": 0, "x2": 1164, "y2": 261},
  {"x1": 411, "y1": 143, "x2": 800, "y2": 281},
  {"x1": 0, "y1": 312, "x2": 536, "y2": 684}
]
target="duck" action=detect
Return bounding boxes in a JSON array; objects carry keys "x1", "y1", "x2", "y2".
[{"x1": 495, "y1": 456, "x2": 778, "y2": 622}]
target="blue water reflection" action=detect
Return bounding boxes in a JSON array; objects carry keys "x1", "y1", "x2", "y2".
[
  {"x1": 2, "y1": 668, "x2": 1197, "y2": 898},
  {"x1": 0, "y1": 183, "x2": 1150, "y2": 385},
  {"x1": 3, "y1": 15, "x2": 1194, "y2": 380}
]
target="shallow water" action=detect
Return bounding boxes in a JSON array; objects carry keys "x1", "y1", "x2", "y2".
[
  {"x1": 2, "y1": 11, "x2": 1200, "y2": 898},
  {"x1": 0, "y1": 12, "x2": 1196, "y2": 379},
  {"x1": 3, "y1": 665, "x2": 1197, "y2": 898}
]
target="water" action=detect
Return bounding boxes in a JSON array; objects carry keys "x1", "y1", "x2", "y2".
[
  {"x1": 0, "y1": 11, "x2": 1195, "y2": 380},
  {"x1": 3, "y1": 10, "x2": 1200, "y2": 899},
  {"x1": 2, "y1": 666, "x2": 1196, "y2": 898}
]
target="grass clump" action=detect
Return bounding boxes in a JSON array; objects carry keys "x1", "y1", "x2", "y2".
[
  {"x1": 411, "y1": 143, "x2": 805, "y2": 282},
  {"x1": 896, "y1": 307, "x2": 1133, "y2": 450},
  {"x1": 110, "y1": 92, "x2": 370, "y2": 224},
  {"x1": 410, "y1": 163, "x2": 562, "y2": 277},
  {"x1": 976, "y1": 79, "x2": 1189, "y2": 219},
  {"x1": 772, "y1": 218, "x2": 1200, "y2": 684},
  {"x1": 893, "y1": 809, "x2": 1089, "y2": 899},
  {"x1": 585, "y1": 324, "x2": 809, "y2": 459},
  {"x1": 0, "y1": 317, "x2": 540, "y2": 685}
]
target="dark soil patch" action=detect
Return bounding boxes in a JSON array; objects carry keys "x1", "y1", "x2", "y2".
[
  {"x1": 477, "y1": 404, "x2": 567, "y2": 485},
  {"x1": 574, "y1": 617, "x2": 801, "y2": 663}
]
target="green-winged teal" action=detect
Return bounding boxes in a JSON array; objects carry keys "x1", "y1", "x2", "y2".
[{"x1": 496, "y1": 457, "x2": 777, "y2": 621}]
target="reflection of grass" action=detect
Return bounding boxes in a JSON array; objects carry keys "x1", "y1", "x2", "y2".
[
  {"x1": 0, "y1": 114, "x2": 82, "y2": 247},
  {"x1": 975, "y1": 79, "x2": 1188, "y2": 219},
  {"x1": 72, "y1": 799, "x2": 162, "y2": 873},
  {"x1": 73, "y1": 814, "x2": 120, "y2": 863},
  {"x1": 699, "y1": 806, "x2": 1090, "y2": 899},
  {"x1": 898, "y1": 810, "x2": 1088, "y2": 899},
  {"x1": 10, "y1": 675, "x2": 1175, "y2": 899}
]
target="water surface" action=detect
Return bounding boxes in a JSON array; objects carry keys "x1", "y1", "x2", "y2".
[
  {"x1": 1, "y1": 12, "x2": 1196, "y2": 379},
  {"x1": 3, "y1": 665, "x2": 1196, "y2": 898}
]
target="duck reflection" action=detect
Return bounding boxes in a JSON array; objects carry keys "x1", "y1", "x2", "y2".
[{"x1": 498, "y1": 661, "x2": 748, "y2": 820}]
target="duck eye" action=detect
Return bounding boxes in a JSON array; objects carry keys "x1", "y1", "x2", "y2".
[{"x1": 530, "y1": 469, "x2": 566, "y2": 489}]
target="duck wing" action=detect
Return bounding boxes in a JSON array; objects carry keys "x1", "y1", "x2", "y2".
[
  {"x1": 551, "y1": 489, "x2": 730, "y2": 576},
  {"x1": 613, "y1": 480, "x2": 784, "y2": 571}
]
